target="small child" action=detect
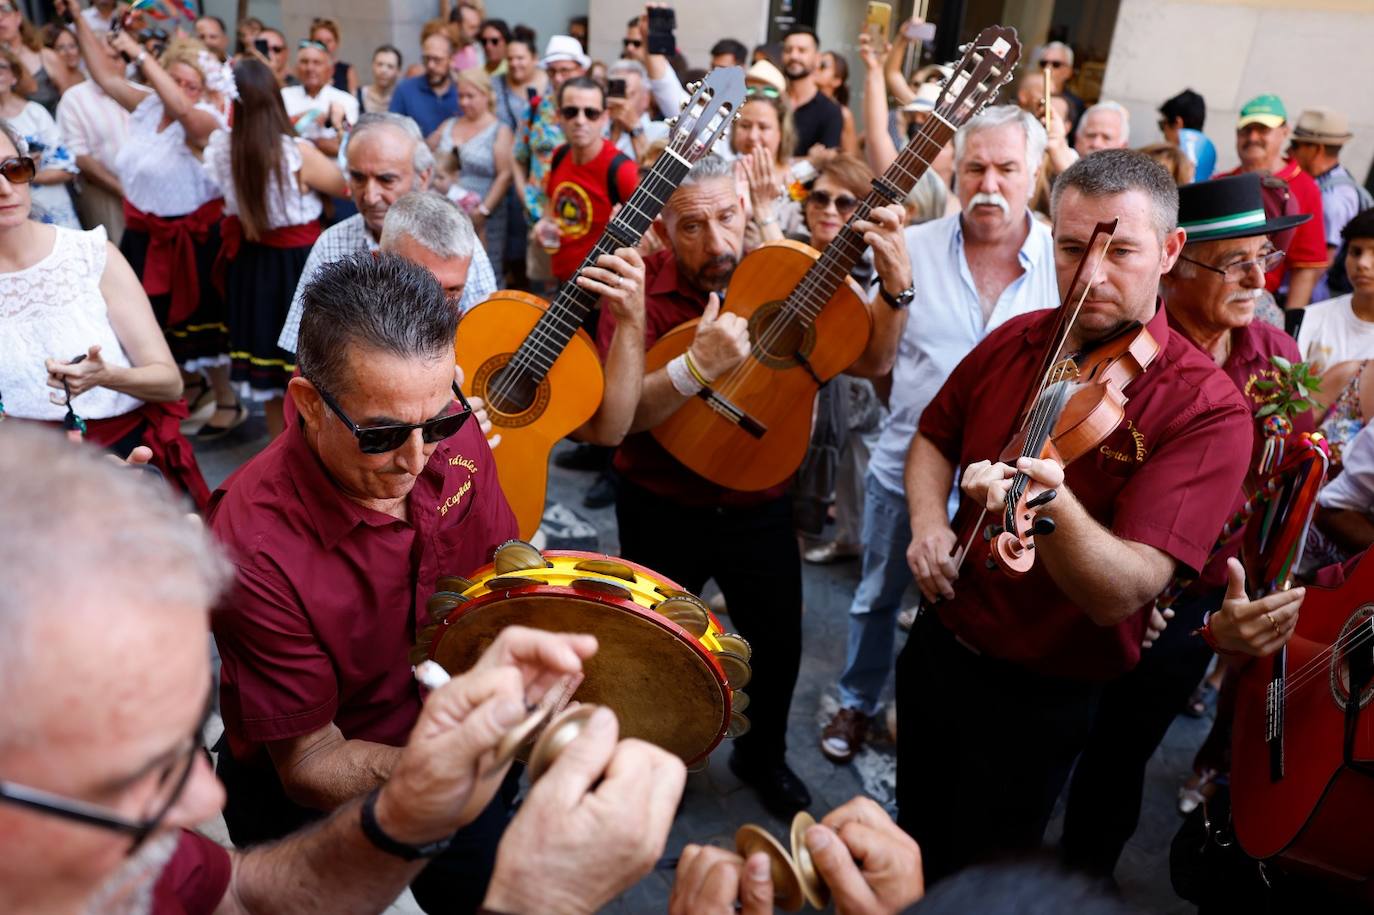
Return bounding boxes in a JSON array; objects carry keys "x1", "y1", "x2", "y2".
[{"x1": 433, "y1": 149, "x2": 482, "y2": 214}]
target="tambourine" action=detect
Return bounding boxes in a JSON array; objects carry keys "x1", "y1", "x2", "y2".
[{"x1": 412, "y1": 540, "x2": 753, "y2": 766}]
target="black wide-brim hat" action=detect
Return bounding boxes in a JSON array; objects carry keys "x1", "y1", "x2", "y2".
[{"x1": 1177, "y1": 172, "x2": 1311, "y2": 243}]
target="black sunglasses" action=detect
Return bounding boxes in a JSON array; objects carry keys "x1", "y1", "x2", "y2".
[
  {"x1": 622, "y1": 38, "x2": 642, "y2": 48},
  {"x1": 0, "y1": 688, "x2": 213, "y2": 852},
  {"x1": 317, "y1": 381, "x2": 472, "y2": 454},
  {"x1": 481, "y1": 35, "x2": 504, "y2": 46},
  {"x1": 1040, "y1": 60, "x2": 1068, "y2": 69},
  {"x1": 806, "y1": 189, "x2": 860, "y2": 215},
  {"x1": 0, "y1": 155, "x2": 36, "y2": 185},
  {"x1": 560, "y1": 105, "x2": 602, "y2": 121}
]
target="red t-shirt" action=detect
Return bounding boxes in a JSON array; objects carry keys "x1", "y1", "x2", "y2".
[
  {"x1": 546, "y1": 140, "x2": 638, "y2": 282},
  {"x1": 1218, "y1": 159, "x2": 1327, "y2": 293},
  {"x1": 208, "y1": 418, "x2": 517, "y2": 763},
  {"x1": 1168, "y1": 313, "x2": 1316, "y2": 588},
  {"x1": 597, "y1": 248, "x2": 789, "y2": 507},
  {"x1": 153, "y1": 830, "x2": 232, "y2": 914},
  {"x1": 917, "y1": 304, "x2": 1253, "y2": 680}
]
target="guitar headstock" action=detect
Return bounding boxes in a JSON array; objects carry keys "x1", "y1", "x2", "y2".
[
  {"x1": 932, "y1": 25, "x2": 1021, "y2": 128},
  {"x1": 667, "y1": 66, "x2": 746, "y2": 162}
]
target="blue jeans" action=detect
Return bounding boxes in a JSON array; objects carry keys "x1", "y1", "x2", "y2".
[{"x1": 837, "y1": 474, "x2": 915, "y2": 716}]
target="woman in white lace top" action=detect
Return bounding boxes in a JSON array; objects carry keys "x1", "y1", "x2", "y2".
[
  {"x1": 202, "y1": 58, "x2": 345, "y2": 438},
  {"x1": 64, "y1": 0, "x2": 240, "y2": 439},
  {"x1": 0, "y1": 119, "x2": 210, "y2": 509}
]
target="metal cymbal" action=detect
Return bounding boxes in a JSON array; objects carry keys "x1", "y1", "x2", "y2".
[
  {"x1": 485, "y1": 575, "x2": 540, "y2": 592},
  {"x1": 715, "y1": 633, "x2": 751, "y2": 661},
  {"x1": 654, "y1": 586, "x2": 706, "y2": 605},
  {"x1": 426, "y1": 591, "x2": 468, "y2": 622},
  {"x1": 790, "y1": 811, "x2": 830, "y2": 909},
  {"x1": 712, "y1": 650, "x2": 752, "y2": 690},
  {"x1": 735, "y1": 824, "x2": 804, "y2": 912},
  {"x1": 493, "y1": 539, "x2": 548, "y2": 574},
  {"x1": 529, "y1": 705, "x2": 603, "y2": 782},
  {"x1": 490, "y1": 696, "x2": 559, "y2": 774},
  {"x1": 570, "y1": 577, "x2": 634, "y2": 600},
  {"x1": 657, "y1": 597, "x2": 710, "y2": 638},
  {"x1": 435, "y1": 574, "x2": 475, "y2": 594},
  {"x1": 731, "y1": 690, "x2": 750, "y2": 714},
  {"x1": 573, "y1": 558, "x2": 638, "y2": 582},
  {"x1": 726, "y1": 710, "x2": 751, "y2": 739}
]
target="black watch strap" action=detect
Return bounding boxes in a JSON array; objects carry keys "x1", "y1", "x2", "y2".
[
  {"x1": 360, "y1": 787, "x2": 452, "y2": 860},
  {"x1": 879, "y1": 283, "x2": 914, "y2": 310}
]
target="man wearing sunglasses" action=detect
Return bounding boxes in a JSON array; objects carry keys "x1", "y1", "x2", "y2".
[
  {"x1": 209, "y1": 254, "x2": 521, "y2": 914},
  {"x1": 0, "y1": 425, "x2": 685, "y2": 915},
  {"x1": 1034, "y1": 40, "x2": 1083, "y2": 146}
]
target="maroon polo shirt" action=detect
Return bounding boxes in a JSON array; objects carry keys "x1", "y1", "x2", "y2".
[
  {"x1": 1168, "y1": 312, "x2": 1316, "y2": 588},
  {"x1": 597, "y1": 247, "x2": 788, "y2": 507},
  {"x1": 208, "y1": 417, "x2": 517, "y2": 763},
  {"x1": 153, "y1": 830, "x2": 231, "y2": 914},
  {"x1": 918, "y1": 303, "x2": 1253, "y2": 680}
]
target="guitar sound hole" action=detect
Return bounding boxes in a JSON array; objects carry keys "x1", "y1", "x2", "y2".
[
  {"x1": 487, "y1": 366, "x2": 539, "y2": 416},
  {"x1": 748, "y1": 302, "x2": 817, "y2": 371}
]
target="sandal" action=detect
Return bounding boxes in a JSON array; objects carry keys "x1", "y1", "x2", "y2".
[
  {"x1": 195, "y1": 399, "x2": 249, "y2": 441},
  {"x1": 180, "y1": 375, "x2": 217, "y2": 427}
]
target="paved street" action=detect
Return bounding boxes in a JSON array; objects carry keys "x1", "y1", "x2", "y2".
[{"x1": 195, "y1": 416, "x2": 1205, "y2": 913}]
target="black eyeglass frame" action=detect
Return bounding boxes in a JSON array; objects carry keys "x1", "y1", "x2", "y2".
[
  {"x1": 316, "y1": 381, "x2": 473, "y2": 454},
  {"x1": 0, "y1": 689, "x2": 213, "y2": 851}
]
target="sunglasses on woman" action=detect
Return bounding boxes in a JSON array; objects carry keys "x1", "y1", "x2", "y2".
[
  {"x1": 0, "y1": 155, "x2": 36, "y2": 185},
  {"x1": 806, "y1": 189, "x2": 860, "y2": 215},
  {"x1": 318, "y1": 381, "x2": 473, "y2": 454}
]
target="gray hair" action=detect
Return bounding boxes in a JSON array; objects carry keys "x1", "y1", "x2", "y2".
[
  {"x1": 0, "y1": 118, "x2": 28, "y2": 157},
  {"x1": 607, "y1": 58, "x2": 648, "y2": 84},
  {"x1": 297, "y1": 253, "x2": 459, "y2": 396},
  {"x1": 953, "y1": 105, "x2": 1048, "y2": 180},
  {"x1": 1036, "y1": 40, "x2": 1074, "y2": 69},
  {"x1": 380, "y1": 191, "x2": 476, "y2": 260},
  {"x1": 1050, "y1": 148, "x2": 1179, "y2": 240},
  {"x1": 1081, "y1": 100, "x2": 1130, "y2": 140},
  {"x1": 0, "y1": 426, "x2": 232, "y2": 743},
  {"x1": 349, "y1": 111, "x2": 435, "y2": 181},
  {"x1": 679, "y1": 153, "x2": 735, "y2": 189}
]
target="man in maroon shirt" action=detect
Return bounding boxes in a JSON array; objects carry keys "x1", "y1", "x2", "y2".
[
  {"x1": 208, "y1": 254, "x2": 521, "y2": 914},
  {"x1": 1061, "y1": 171, "x2": 1316, "y2": 877},
  {"x1": 898, "y1": 150, "x2": 1253, "y2": 880},
  {"x1": 0, "y1": 425, "x2": 684, "y2": 915}
]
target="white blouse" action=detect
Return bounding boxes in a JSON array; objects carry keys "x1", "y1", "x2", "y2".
[
  {"x1": 202, "y1": 130, "x2": 324, "y2": 229},
  {"x1": 114, "y1": 92, "x2": 225, "y2": 217},
  {"x1": 0, "y1": 226, "x2": 142, "y2": 421}
]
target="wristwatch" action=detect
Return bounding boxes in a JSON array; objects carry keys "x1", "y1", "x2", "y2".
[
  {"x1": 879, "y1": 283, "x2": 915, "y2": 310},
  {"x1": 630, "y1": 125, "x2": 645, "y2": 138},
  {"x1": 359, "y1": 787, "x2": 453, "y2": 860}
]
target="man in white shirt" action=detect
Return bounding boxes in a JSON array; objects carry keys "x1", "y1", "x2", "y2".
[
  {"x1": 1297, "y1": 208, "x2": 1374, "y2": 372},
  {"x1": 819, "y1": 106, "x2": 1059, "y2": 765},
  {"x1": 281, "y1": 40, "x2": 359, "y2": 158},
  {"x1": 55, "y1": 38, "x2": 129, "y2": 241}
]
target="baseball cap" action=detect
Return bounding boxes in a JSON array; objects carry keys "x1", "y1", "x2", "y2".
[{"x1": 1237, "y1": 94, "x2": 1286, "y2": 130}]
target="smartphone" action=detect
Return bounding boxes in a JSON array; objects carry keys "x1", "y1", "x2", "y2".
[
  {"x1": 865, "y1": 1, "x2": 892, "y2": 44},
  {"x1": 608, "y1": 78, "x2": 627, "y2": 99},
  {"x1": 646, "y1": 6, "x2": 676, "y2": 57},
  {"x1": 904, "y1": 20, "x2": 937, "y2": 42},
  {"x1": 253, "y1": 36, "x2": 270, "y2": 57}
]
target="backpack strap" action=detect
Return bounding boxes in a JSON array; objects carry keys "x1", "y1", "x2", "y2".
[
  {"x1": 550, "y1": 143, "x2": 571, "y2": 173},
  {"x1": 605, "y1": 151, "x2": 632, "y2": 207}
]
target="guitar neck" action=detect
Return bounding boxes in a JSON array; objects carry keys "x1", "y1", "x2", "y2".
[
  {"x1": 513, "y1": 150, "x2": 694, "y2": 381},
  {"x1": 784, "y1": 117, "x2": 957, "y2": 326}
]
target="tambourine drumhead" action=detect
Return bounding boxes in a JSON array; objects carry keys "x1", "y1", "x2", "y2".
[{"x1": 429, "y1": 585, "x2": 730, "y2": 764}]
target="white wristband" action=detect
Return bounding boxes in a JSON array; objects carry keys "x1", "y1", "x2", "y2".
[{"x1": 666, "y1": 354, "x2": 703, "y2": 397}]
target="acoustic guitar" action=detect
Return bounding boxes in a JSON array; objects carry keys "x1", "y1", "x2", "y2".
[
  {"x1": 642, "y1": 26, "x2": 1021, "y2": 492},
  {"x1": 1229, "y1": 438, "x2": 1374, "y2": 884},
  {"x1": 455, "y1": 68, "x2": 745, "y2": 537}
]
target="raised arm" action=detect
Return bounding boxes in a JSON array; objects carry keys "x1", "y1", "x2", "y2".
[
  {"x1": 298, "y1": 138, "x2": 348, "y2": 198},
  {"x1": 859, "y1": 34, "x2": 899, "y2": 177},
  {"x1": 109, "y1": 29, "x2": 220, "y2": 148},
  {"x1": 847, "y1": 205, "x2": 911, "y2": 378},
  {"x1": 57, "y1": 0, "x2": 148, "y2": 112},
  {"x1": 883, "y1": 21, "x2": 920, "y2": 106}
]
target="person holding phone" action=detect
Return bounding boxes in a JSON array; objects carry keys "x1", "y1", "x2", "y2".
[{"x1": 605, "y1": 58, "x2": 666, "y2": 160}]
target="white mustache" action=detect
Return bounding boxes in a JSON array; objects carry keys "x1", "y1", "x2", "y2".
[
  {"x1": 1227, "y1": 287, "x2": 1263, "y2": 304},
  {"x1": 965, "y1": 192, "x2": 1010, "y2": 217}
]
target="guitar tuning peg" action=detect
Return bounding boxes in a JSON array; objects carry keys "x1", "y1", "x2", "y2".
[
  {"x1": 680, "y1": 98, "x2": 690, "y2": 110},
  {"x1": 666, "y1": 116, "x2": 678, "y2": 128},
  {"x1": 958, "y1": 42, "x2": 970, "y2": 53}
]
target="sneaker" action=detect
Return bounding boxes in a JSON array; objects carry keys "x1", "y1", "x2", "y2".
[
  {"x1": 728, "y1": 750, "x2": 812, "y2": 818},
  {"x1": 803, "y1": 541, "x2": 862, "y2": 564},
  {"x1": 554, "y1": 443, "x2": 610, "y2": 472},
  {"x1": 819, "y1": 707, "x2": 869, "y2": 764}
]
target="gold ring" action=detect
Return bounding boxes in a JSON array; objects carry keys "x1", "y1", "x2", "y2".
[{"x1": 1266, "y1": 612, "x2": 1279, "y2": 634}]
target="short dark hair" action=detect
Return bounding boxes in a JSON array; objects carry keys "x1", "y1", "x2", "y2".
[
  {"x1": 569, "y1": 15, "x2": 588, "y2": 29},
  {"x1": 1342, "y1": 207, "x2": 1374, "y2": 243},
  {"x1": 373, "y1": 44, "x2": 402, "y2": 68},
  {"x1": 1051, "y1": 148, "x2": 1180, "y2": 240},
  {"x1": 710, "y1": 38, "x2": 748, "y2": 65},
  {"x1": 558, "y1": 75, "x2": 605, "y2": 108},
  {"x1": 481, "y1": 18, "x2": 510, "y2": 41},
  {"x1": 783, "y1": 26, "x2": 819, "y2": 47},
  {"x1": 297, "y1": 254, "x2": 458, "y2": 397},
  {"x1": 512, "y1": 24, "x2": 536, "y2": 47},
  {"x1": 197, "y1": 15, "x2": 226, "y2": 31},
  {"x1": 1159, "y1": 89, "x2": 1206, "y2": 131},
  {"x1": 626, "y1": 15, "x2": 641, "y2": 29}
]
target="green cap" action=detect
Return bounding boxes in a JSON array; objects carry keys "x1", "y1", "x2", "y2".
[{"x1": 1238, "y1": 94, "x2": 1287, "y2": 129}]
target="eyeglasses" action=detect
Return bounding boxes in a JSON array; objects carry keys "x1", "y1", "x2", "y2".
[
  {"x1": 560, "y1": 105, "x2": 602, "y2": 121},
  {"x1": 806, "y1": 189, "x2": 860, "y2": 215},
  {"x1": 0, "y1": 688, "x2": 212, "y2": 852},
  {"x1": 317, "y1": 381, "x2": 472, "y2": 454},
  {"x1": 0, "y1": 155, "x2": 35, "y2": 185},
  {"x1": 1039, "y1": 60, "x2": 1068, "y2": 69},
  {"x1": 1179, "y1": 249, "x2": 1285, "y2": 283},
  {"x1": 746, "y1": 86, "x2": 780, "y2": 99},
  {"x1": 265, "y1": 43, "x2": 286, "y2": 54},
  {"x1": 622, "y1": 38, "x2": 642, "y2": 49},
  {"x1": 481, "y1": 35, "x2": 504, "y2": 46}
]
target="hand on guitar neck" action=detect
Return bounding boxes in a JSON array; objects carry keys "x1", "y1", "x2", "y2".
[{"x1": 1205, "y1": 557, "x2": 1304, "y2": 657}]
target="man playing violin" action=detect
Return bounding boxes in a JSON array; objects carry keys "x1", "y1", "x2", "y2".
[
  {"x1": 1061, "y1": 171, "x2": 1316, "y2": 878},
  {"x1": 898, "y1": 149, "x2": 1253, "y2": 881}
]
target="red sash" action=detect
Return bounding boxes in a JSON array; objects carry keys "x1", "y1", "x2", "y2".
[
  {"x1": 123, "y1": 198, "x2": 224, "y2": 327},
  {"x1": 79, "y1": 400, "x2": 211, "y2": 512},
  {"x1": 213, "y1": 215, "x2": 323, "y2": 297}
]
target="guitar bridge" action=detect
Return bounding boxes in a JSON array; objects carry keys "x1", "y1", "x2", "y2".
[{"x1": 696, "y1": 388, "x2": 767, "y2": 439}]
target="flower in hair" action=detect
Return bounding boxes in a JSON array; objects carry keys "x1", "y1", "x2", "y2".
[{"x1": 200, "y1": 51, "x2": 238, "y2": 101}]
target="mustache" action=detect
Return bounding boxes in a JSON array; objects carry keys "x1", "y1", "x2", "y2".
[
  {"x1": 965, "y1": 192, "x2": 1010, "y2": 217},
  {"x1": 1227, "y1": 287, "x2": 1263, "y2": 304}
]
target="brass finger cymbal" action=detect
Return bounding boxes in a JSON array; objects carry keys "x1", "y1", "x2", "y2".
[
  {"x1": 528, "y1": 704, "x2": 602, "y2": 782},
  {"x1": 570, "y1": 577, "x2": 634, "y2": 600},
  {"x1": 426, "y1": 590, "x2": 469, "y2": 622},
  {"x1": 790, "y1": 811, "x2": 830, "y2": 909},
  {"x1": 731, "y1": 690, "x2": 750, "y2": 714},
  {"x1": 726, "y1": 710, "x2": 751, "y2": 739},
  {"x1": 715, "y1": 632, "x2": 752, "y2": 661},
  {"x1": 493, "y1": 539, "x2": 548, "y2": 574},
  {"x1": 712, "y1": 649, "x2": 752, "y2": 690},
  {"x1": 735, "y1": 824, "x2": 805, "y2": 912},
  {"x1": 489, "y1": 696, "x2": 559, "y2": 774},
  {"x1": 435, "y1": 574, "x2": 475, "y2": 594},
  {"x1": 657, "y1": 596, "x2": 710, "y2": 638},
  {"x1": 572, "y1": 558, "x2": 638, "y2": 582}
]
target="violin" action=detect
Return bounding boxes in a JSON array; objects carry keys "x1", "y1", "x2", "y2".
[{"x1": 957, "y1": 218, "x2": 1163, "y2": 577}]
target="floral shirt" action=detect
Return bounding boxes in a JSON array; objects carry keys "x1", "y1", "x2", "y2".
[{"x1": 514, "y1": 92, "x2": 564, "y2": 225}]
